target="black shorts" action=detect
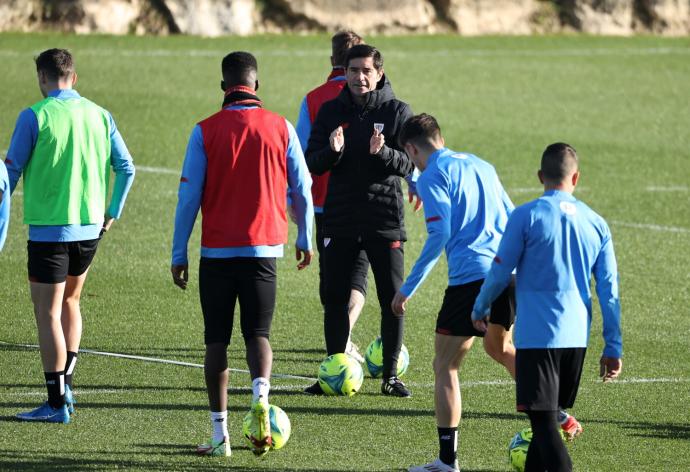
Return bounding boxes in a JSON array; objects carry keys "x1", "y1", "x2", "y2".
[
  {"x1": 516, "y1": 347, "x2": 586, "y2": 412},
  {"x1": 27, "y1": 239, "x2": 100, "y2": 284},
  {"x1": 199, "y1": 257, "x2": 276, "y2": 345},
  {"x1": 436, "y1": 278, "x2": 515, "y2": 337},
  {"x1": 315, "y1": 213, "x2": 368, "y2": 298}
]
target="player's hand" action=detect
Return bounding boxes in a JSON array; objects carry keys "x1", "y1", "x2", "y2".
[
  {"x1": 370, "y1": 128, "x2": 385, "y2": 155},
  {"x1": 599, "y1": 357, "x2": 622, "y2": 382},
  {"x1": 100, "y1": 214, "x2": 114, "y2": 237},
  {"x1": 330, "y1": 126, "x2": 344, "y2": 152},
  {"x1": 471, "y1": 312, "x2": 489, "y2": 333},
  {"x1": 391, "y1": 291, "x2": 409, "y2": 316},
  {"x1": 171, "y1": 264, "x2": 189, "y2": 290},
  {"x1": 296, "y1": 247, "x2": 313, "y2": 270},
  {"x1": 408, "y1": 190, "x2": 423, "y2": 212}
]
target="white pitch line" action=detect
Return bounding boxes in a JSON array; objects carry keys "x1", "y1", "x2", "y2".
[
  {"x1": 4, "y1": 377, "x2": 688, "y2": 399},
  {"x1": 408, "y1": 377, "x2": 690, "y2": 389},
  {"x1": 0, "y1": 340, "x2": 315, "y2": 381},
  {"x1": 646, "y1": 186, "x2": 688, "y2": 192},
  {"x1": 4, "y1": 389, "x2": 122, "y2": 397},
  {"x1": 508, "y1": 187, "x2": 588, "y2": 195},
  {"x1": 136, "y1": 165, "x2": 179, "y2": 175},
  {"x1": 611, "y1": 220, "x2": 690, "y2": 234}
]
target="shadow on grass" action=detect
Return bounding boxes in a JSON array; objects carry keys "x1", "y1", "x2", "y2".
[
  {"x1": 463, "y1": 411, "x2": 525, "y2": 421},
  {"x1": 583, "y1": 417, "x2": 690, "y2": 440},
  {"x1": 0, "y1": 448, "x2": 404, "y2": 472},
  {"x1": 0, "y1": 401, "x2": 433, "y2": 417},
  {"x1": 0, "y1": 382, "x2": 208, "y2": 393}
]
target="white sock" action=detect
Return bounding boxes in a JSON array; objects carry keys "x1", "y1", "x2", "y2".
[
  {"x1": 252, "y1": 377, "x2": 270, "y2": 404},
  {"x1": 210, "y1": 411, "x2": 228, "y2": 442}
]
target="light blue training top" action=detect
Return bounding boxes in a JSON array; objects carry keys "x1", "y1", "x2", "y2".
[
  {"x1": 473, "y1": 190, "x2": 622, "y2": 358},
  {"x1": 400, "y1": 148, "x2": 514, "y2": 297},
  {"x1": 0, "y1": 160, "x2": 9, "y2": 251},
  {"x1": 5, "y1": 89, "x2": 136, "y2": 242}
]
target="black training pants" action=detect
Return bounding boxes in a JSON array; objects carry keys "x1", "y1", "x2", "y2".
[
  {"x1": 321, "y1": 237, "x2": 404, "y2": 379},
  {"x1": 525, "y1": 410, "x2": 573, "y2": 472}
]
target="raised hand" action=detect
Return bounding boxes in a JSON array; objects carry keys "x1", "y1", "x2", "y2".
[
  {"x1": 329, "y1": 126, "x2": 344, "y2": 152},
  {"x1": 370, "y1": 127, "x2": 385, "y2": 155}
]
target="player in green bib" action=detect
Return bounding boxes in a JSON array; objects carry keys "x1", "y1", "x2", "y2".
[{"x1": 5, "y1": 49, "x2": 135, "y2": 423}]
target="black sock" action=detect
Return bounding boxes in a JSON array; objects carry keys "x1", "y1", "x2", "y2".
[
  {"x1": 64, "y1": 351, "x2": 78, "y2": 388},
  {"x1": 44, "y1": 371, "x2": 65, "y2": 409},
  {"x1": 438, "y1": 427, "x2": 458, "y2": 466},
  {"x1": 526, "y1": 410, "x2": 572, "y2": 472}
]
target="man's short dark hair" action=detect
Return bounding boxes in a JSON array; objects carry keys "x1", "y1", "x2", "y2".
[
  {"x1": 541, "y1": 142, "x2": 579, "y2": 182},
  {"x1": 331, "y1": 30, "x2": 364, "y2": 67},
  {"x1": 346, "y1": 44, "x2": 383, "y2": 70},
  {"x1": 399, "y1": 113, "x2": 442, "y2": 148},
  {"x1": 221, "y1": 51, "x2": 258, "y2": 87},
  {"x1": 35, "y1": 48, "x2": 74, "y2": 81}
]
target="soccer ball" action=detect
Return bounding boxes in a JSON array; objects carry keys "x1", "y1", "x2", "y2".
[
  {"x1": 318, "y1": 353, "x2": 364, "y2": 396},
  {"x1": 243, "y1": 404, "x2": 292, "y2": 450},
  {"x1": 508, "y1": 427, "x2": 532, "y2": 472},
  {"x1": 364, "y1": 337, "x2": 409, "y2": 378}
]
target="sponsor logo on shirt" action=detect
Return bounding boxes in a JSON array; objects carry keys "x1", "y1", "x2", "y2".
[
  {"x1": 426, "y1": 216, "x2": 441, "y2": 223},
  {"x1": 494, "y1": 256, "x2": 502, "y2": 264},
  {"x1": 180, "y1": 176, "x2": 189, "y2": 183},
  {"x1": 324, "y1": 237, "x2": 331, "y2": 247}
]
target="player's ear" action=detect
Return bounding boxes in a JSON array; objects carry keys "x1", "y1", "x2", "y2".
[
  {"x1": 537, "y1": 170, "x2": 545, "y2": 184},
  {"x1": 376, "y1": 67, "x2": 384, "y2": 82},
  {"x1": 71, "y1": 72, "x2": 78, "y2": 87},
  {"x1": 220, "y1": 80, "x2": 226, "y2": 92},
  {"x1": 571, "y1": 171, "x2": 580, "y2": 187}
]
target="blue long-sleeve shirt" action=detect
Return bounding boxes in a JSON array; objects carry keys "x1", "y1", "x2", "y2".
[
  {"x1": 0, "y1": 160, "x2": 9, "y2": 251},
  {"x1": 400, "y1": 148, "x2": 514, "y2": 297},
  {"x1": 5, "y1": 89, "x2": 135, "y2": 242},
  {"x1": 171, "y1": 105, "x2": 313, "y2": 265},
  {"x1": 473, "y1": 189, "x2": 622, "y2": 358}
]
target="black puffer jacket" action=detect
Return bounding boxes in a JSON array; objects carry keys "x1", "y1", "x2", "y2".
[{"x1": 305, "y1": 75, "x2": 414, "y2": 241}]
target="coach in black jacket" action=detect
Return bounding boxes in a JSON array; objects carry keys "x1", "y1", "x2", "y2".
[{"x1": 305, "y1": 44, "x2": 414, "y2": 397}]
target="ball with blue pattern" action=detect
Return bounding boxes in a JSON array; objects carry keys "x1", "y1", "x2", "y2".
[
  {"x1": 242, "y1": 404, "x2": 291, "y2": 450},
  {"x1": 364, "y1": 337, "x2": 409, "y2": 378},
  {"x1": 508, "y1": 427, "x2": 532, "y2": 471},
  {"x1": 317, "y1": 353, "x2": 364, "y2": 396}
]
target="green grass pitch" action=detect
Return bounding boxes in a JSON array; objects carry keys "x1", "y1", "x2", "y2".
[{"x1": 0, "y1": 33, "x2": 689, "y2": 471}]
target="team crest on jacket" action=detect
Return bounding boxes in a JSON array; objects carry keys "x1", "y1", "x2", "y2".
[{"x1": 559, "y1": 201, "x2": 577, "y2": 215}]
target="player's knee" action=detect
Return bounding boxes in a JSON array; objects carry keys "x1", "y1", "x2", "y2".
[
  {"x1": 432, "y1": 353, "x2": 456, "y2": 375},
  {"x1": 483, "y1": 338, "x2": 501, "y2": 360},
  {"x1": 62, "y1": 293, "x2": 81, "y2": 309},
  {"x1": 483, "y1": 330, "x2": 512, "y2": 361}
]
